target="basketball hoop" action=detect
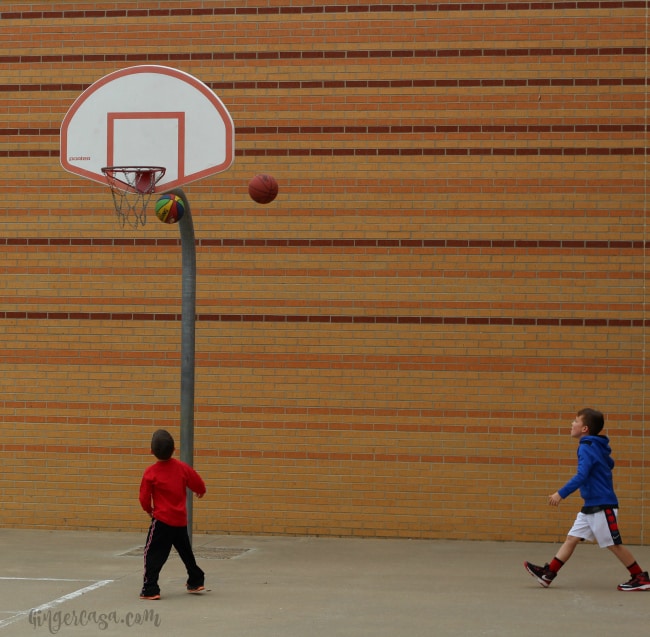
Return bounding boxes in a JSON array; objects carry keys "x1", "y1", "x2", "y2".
[{"x1": 101, "y1": 166, "x2": 166, "y2": 228}]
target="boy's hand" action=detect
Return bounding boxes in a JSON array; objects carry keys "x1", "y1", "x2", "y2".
[
  {"x1": 548, "y1": 492, "x2": 563, "y2": 506},
  {"x1": 196, "y1": 492, "x2": 205, "y2": 499}
]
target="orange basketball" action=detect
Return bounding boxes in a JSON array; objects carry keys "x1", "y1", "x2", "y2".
[{"x1": 248, "y1": 174, "x2": 278, "y2": 204}]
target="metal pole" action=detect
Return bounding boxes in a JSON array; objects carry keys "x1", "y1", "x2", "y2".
[{"x1": 167, "y1": 188, "x2": 196, "y2": 543}]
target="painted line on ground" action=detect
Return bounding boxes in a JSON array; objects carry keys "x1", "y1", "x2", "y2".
[{"x1": 0, "y1": 578, "x2": 113, "y2": 629}]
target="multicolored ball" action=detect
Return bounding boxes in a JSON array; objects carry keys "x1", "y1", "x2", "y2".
[{"x1": 155, "y1": 194, "x2": 185, "y2": 224}]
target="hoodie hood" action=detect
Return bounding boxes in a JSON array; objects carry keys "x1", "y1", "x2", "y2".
[{"x1": 580, "y1": 435, "x2": 614, "y2": 470}]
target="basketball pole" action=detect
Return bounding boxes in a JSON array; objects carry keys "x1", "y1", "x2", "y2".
[{"x1": 168, "y1": 187, "x2": 197, "y2": 544}]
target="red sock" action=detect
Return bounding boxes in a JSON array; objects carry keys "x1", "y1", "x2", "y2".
[
  {"x1": 549, "y1": 557, "x2": 564, "y2": 573},
  {"x1": 627, "y1": 562, "x2": 643, "y2": 576}
]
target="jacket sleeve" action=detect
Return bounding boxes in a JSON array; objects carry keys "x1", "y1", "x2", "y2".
[
  {"x1": 139, "y1": 472, "x2": 154, "y2": 515},
  {"x1": 558, "y1": 443, "x2": 594, "y2": 499},
  {"x1": 186, "y1": 465, "x2": 206, "y2": 496}
]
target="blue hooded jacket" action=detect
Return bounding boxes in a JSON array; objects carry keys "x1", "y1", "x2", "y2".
[{"x1": 558, "y1": 435, "x2": 618, "y2": 507}]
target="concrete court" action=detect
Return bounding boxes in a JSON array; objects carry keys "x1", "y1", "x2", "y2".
[{"x1": 0, "y1": 528, "x2": 648, "y2": 637}]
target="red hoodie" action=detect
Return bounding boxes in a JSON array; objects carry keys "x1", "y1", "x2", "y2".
[{"x1": 139, "y1": 458, "x2": 206, "y2": 527}]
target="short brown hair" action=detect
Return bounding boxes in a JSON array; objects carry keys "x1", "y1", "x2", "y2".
[
  {"x1": 151, "y1": 429, "x2": 175, "y2": 460},
  {"x1": 577, "y1": 408, "x2": 605, "y2": 436}
]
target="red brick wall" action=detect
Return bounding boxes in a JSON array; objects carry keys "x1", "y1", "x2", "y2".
[{"x1": 1, "y1": 1, "x2": 647, "y2": 543}]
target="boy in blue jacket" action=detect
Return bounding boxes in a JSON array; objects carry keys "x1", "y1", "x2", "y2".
[{"x1": 524, "y1": 408, "x2": 649, "y2": 591}]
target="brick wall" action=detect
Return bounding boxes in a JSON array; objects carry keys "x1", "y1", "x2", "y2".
[{"x1": 0, "y1": 1, "x2": 647, "y2": 543}]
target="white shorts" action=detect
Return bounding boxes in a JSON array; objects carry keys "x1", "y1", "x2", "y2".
[{"x1": 568, "y1": 508, "x2": 622, "y2": 548}]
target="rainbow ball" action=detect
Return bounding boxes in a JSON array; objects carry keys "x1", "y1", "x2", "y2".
[{"x1": 155, "y1": 194, "x2": 185, "y2": 224}]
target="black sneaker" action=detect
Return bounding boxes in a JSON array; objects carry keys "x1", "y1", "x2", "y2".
[
  {"x1": 617, "y1": 571, "x2": 650, "y2": 591},
  {"x1": 524, "y1": 561, "x2": 556, "y2": 588}
]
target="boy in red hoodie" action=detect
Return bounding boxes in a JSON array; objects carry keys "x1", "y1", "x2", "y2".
[{"x1": 139, "y1": 429, "x2": 206, "y2": 600}]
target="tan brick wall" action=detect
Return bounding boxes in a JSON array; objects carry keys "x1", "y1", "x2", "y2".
[{"x1": 0, "y1": 1, "x2": 647, "y2": 544}]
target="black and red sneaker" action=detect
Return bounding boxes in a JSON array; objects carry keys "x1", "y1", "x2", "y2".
[
  {"x1": 524, "y1": 561, "x2": 556, "y2": 588},
  {"x1": 617, "y1": 571, "x2": 650, "y2": 591}
]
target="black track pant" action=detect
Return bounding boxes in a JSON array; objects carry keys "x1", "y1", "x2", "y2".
[{"x1": 141, "y1": 518, "x2": 204, "y2": 596}]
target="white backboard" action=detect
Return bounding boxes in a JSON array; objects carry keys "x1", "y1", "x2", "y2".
[{"x1": 61, "y1": 65, "x2": 235, "y2": 192}]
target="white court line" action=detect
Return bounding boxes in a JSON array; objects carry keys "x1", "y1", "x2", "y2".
[
  {"x1": 0, "y1": 577, "x2": 100, "y2": 582},
  {"x1": 0, "y1": 578, "x2": 113, "y2": 629}
]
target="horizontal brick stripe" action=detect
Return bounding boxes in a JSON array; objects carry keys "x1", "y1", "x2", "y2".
[
  {"x1": 0, "y1": 443, "x2": 644, "y2": 469},
  {"x1": 0, "y1": 443, "x2": 149, "y2": 456},
  {"x1": 205, "y1": 239, "x2": 646, "y2": 249},
  {"x1": 0, "y1": 400, "x2": 644, "y2": 427},
  {"x1": 0, "y1": 313, "x2": 645, "y2": 326},
  {"x1": 1, "y1": 47, "x2": 646, "y2": 66},
  {"x1": 218, "y1": 78, "x2": 646, "y2": 90},
  {"x1": 4, "y1": 147, "x2": 647, "y2": 158},
  {"x1": 199, "y1": 316, "x2": 647, "y2": 327},
  {"x1": 0, "y1": 3, "x2": 644, "y2": 20},
  {"x1": 197, "y1": 449, "x2": 643, "y2": 468},
  {"x1": 236, "y1": 124, "x2": 649, "y2": 135},
  {"x1": 0, "y1": 444, "x2": 581, "y2": 466},
  {"x1": 1, "y1": 315, "x2": 644, "y2": 327},
  {"x1": 236, "y1": 147, "x2": 648, "y2": 156},
  {"x1": 1, "y1": 208, "x2": 640, "y2": 221},
  {"x1": 0, "y1": 238, "x2": 646, "y2": 249},
  {"x1": 201, "y1": 418, "x2": 648, "y2": 438},
  {"x1": 0, "y1": 348, "x2": 643, "y2": 369},
  {"x1": 1, "y1": 405, "x2": 645, "y2": 440},
  {"x1": 1, "y1": 297, "x2": 642, "y2": 317},
  {"x1": 3, "y1": 124, "x2": 646, "y2": 135},
  {"x1": 0, "y1": 268, "x2": 644, "y2": 281},
  {"x1": 2, "y1": 78, "x2": 647, "y2": 93}
]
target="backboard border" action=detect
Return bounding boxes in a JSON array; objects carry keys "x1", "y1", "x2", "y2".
[{"x1": 60, "y1": 65, "x2": 235, "y2": 190}]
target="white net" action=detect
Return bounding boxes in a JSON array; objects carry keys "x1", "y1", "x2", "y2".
[{"x1": 101, "y1": 166, "x2": 166, "y2": 228}]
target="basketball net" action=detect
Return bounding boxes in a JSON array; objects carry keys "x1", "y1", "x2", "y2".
[{"x1": 101, "y1": 166, "x2": 166, "y2": 228}]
